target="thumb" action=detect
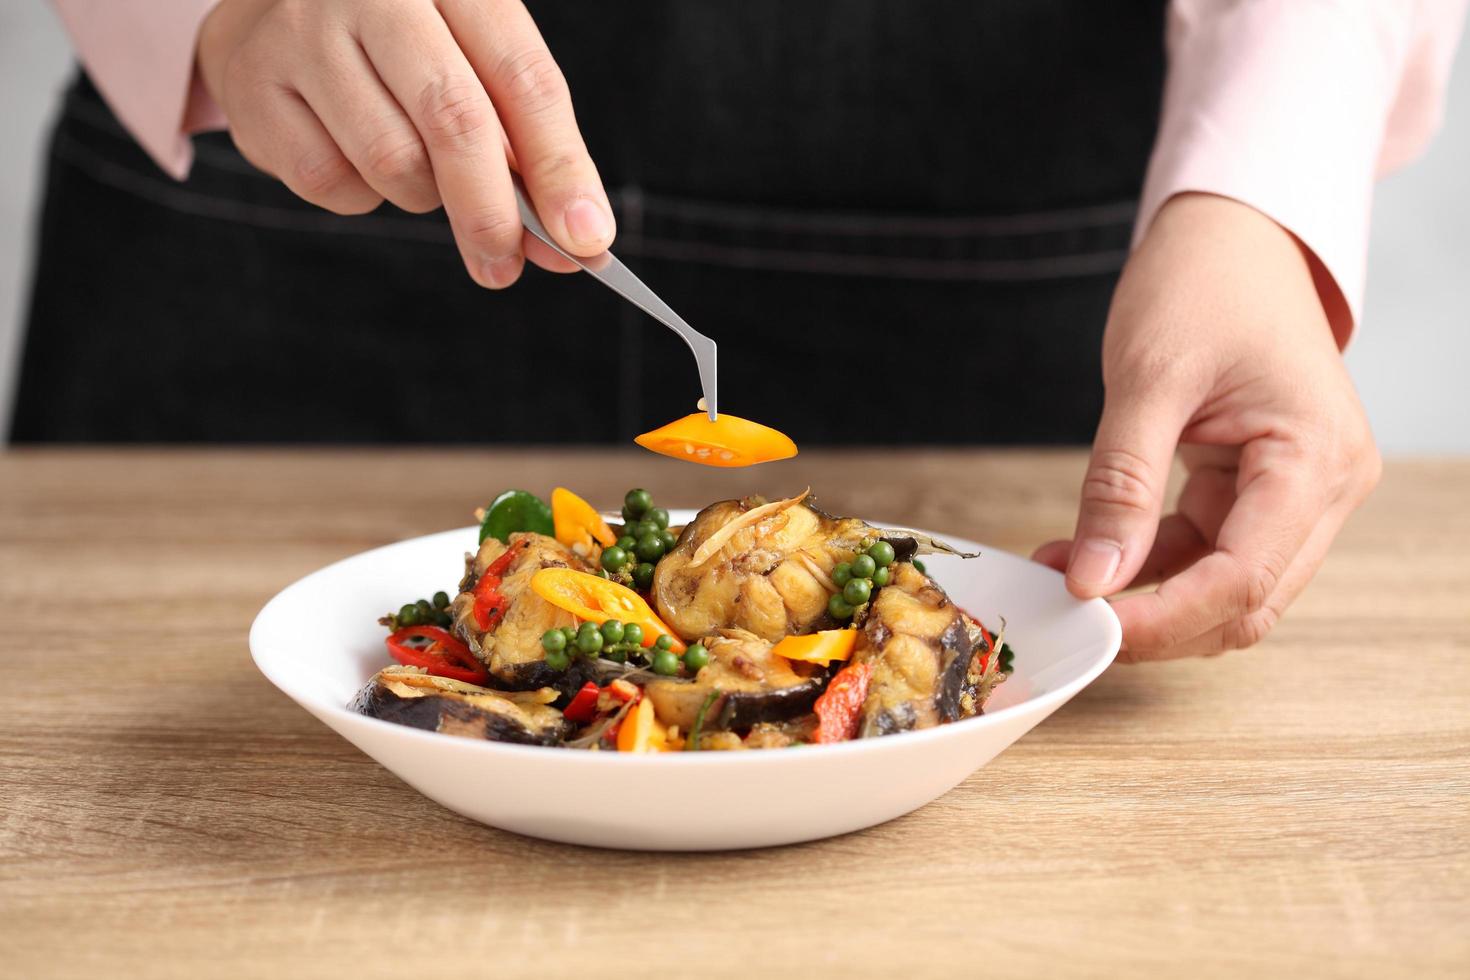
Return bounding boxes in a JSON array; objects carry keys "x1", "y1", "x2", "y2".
[{"x1": 1066, "y1": 383, "x2": 1189, "y2": 598}]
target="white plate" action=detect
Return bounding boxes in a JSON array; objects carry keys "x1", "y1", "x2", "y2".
[{"x1": 249, "y1": 512, "x2": 1119, "y2": 850}]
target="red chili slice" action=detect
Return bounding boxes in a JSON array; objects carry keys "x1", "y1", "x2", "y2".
[
  {"x1": 472, "y1": 540, "x2": 527, "y2": 630},
  {"x1": 813, "y1": 661, "x2": 873, "y2": 744},
  {"x1": 562, "y1": 682, "x2": 602, "y2": 724},
  {"x1": 385, "y1": 626, "x2": 490, "y2": 685}
]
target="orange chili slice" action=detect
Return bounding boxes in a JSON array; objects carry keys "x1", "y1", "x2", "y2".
[
  {"x1": 634, "y1": 413, "x2": 797, "y2": 468},
  {"x1": 616, "y1": 696, "x2": 668, "y2": 753},
  {"x1": 529, "y1": 568, "x2": 685, "y2": 652},
  {"x1": 771, "y1": 628, "x2": 858, "y2": 665},
  {"x1": 551, "y1": 487, "x2": 616, "y2": 554}
]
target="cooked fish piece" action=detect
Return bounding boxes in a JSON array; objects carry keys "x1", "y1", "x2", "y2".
[
  {"x1": 351, "y1": 666, "x2": 569, "y2": 746},
  {"x1": 449, "y1": 532, "x2": 588, "y2": 688},
  {"x1": 854, "y1": 561, "x2": 986, "y2": 736},
  {"x1": 652, "y1": 493, "x2": 975, "y2": 644},
  {"x1": 644, "y1": 628, "x2": 824, "y2": 731}
]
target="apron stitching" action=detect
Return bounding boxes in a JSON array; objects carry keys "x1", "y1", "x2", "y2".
[
  {"x1": 627, "y1": 194, "x2": 1138, "y2": 237},
  {"x1": 53, "y1": 132, "x2": 453, "y2": 242},
  {"x1": 622, "y1": 237, "x2": 1131, "y2": 281}
]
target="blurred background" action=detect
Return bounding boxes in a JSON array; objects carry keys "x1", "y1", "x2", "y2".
[{"x1": 2, "y1": 3, "x2": 1466, "y2": 450}]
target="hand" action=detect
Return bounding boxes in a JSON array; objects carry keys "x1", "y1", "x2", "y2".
[
  {"x1": 1033, "y1": 193, "x2": 1381, "y2": 661},
  {"x1": 197, "y1": 0, "x2": 613, "y2": 288}
]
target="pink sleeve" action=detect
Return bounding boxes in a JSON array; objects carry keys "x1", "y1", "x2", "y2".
[
  {"x1": 1134, "y1": 0, "x2": 1468, "y2": 344},
  {"x1": 51, "y1": 0, "x2": 228, "y2": 180}
]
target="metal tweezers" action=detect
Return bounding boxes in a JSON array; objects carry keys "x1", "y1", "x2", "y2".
[{"x1": 512, "y1": 177, "x2": 718, "y2": 420}]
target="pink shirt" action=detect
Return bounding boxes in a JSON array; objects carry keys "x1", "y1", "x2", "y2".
[{"x1": 53, "y1": 0, "x2": 1467, "y2": 342}]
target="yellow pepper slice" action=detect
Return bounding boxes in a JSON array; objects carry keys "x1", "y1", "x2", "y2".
[
  {"x1": 616, "y1": 696, "x2": 668, "y2": 753},
  {"x1": 634, "y1": 413, "x2": 797, "y2": 468},
  {"x1": 529, "y1": 567, "x2": 685, "y2": 652},
  {"x1": 551, "y1": 487, "x2": 616, "y2": 554},
  {"x1": 771, "y1": 628, "x2": 857, "y2": 665}
]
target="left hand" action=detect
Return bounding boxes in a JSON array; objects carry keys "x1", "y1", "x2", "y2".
[{"x1": 1032, "y1": 193, "x2": 1381, "y2": 662}]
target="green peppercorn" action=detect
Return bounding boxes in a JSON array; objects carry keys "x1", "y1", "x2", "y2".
[
  {"x1": 871, "y1": 566, "x2": 890, "y2": 587},
  {"x1": 544, "y1": 649, "x2": 570, "y2": 671},
  {"x1": 843, "y1": 577, "x2": 872, "y2": 605},
  {"x1": 603, "y1": 649, "x2": 627, "y2": 664},
  {"x1": 634, "y1": 519, "x2": 661, "y2": 540},
  {"x1": 832, "y1": 562, "x2": 852, "y2": 587},
  {"x1": 683, "y1": 644, "x2": 710, "y2": 671},
  {"x1": 649, "y1": 507, "x2": 670, "y2": 530},
  {"x1": 622, "y1": 623, "x2": 644, "y2": 647},
  {"x1": 600, "y1": 620, "x2": 625, "y2": 644},
  {"x1": 850, "y1": 554, "x2": 876, "y2": 579},
  {"x1": 398, "y1": 603, "x2": 421, "y2": 627},
  {"x1": 435, "y1": 611, "x2": 454, "y2": 627},
  {"x1": 561, "y1": 626, "x2": 578, "y2": 645},
  {"x1": 632, "y1": 563, "x2": 656, "y2": 590},
  {"x1": 867, "y1": 540, "x2": 895, "y2": 567},
  {"x1": 575, "y1": 626, "x2": 603, "y2": 656},
  {"x1": 624, "y1": 488, "x2": 653, "y2": 518},
  {"x1": 659, "y1": 529, "x2": 678, "y2": 552},
  {"x1": 432, "y1": 590, "x2": 451, "y2": 610},
  {"x1": 600, "y1": 545, "x2": 628, "y2": 572},
  {"x1": 621, "y1": 505, "x2": 639, "y2": 524},
  {"x1": 652, "y1": 649, "x2": 680, "y2": 676},
  {"x1": 913, "y1": 559, "x2": 927, "y2": 574},
  {"x1": 828, "y1": 594, "x2": 854, "y2": 619},
  {"x1": 541, "y1": 628, "x2": 568, "y2": 653},
  {"x1": 654, "y1": 633, "x2": 675, "y2": 651},
  {"x1": 617, "y1": 534, "x2": 638, "y2": 551},
  {"x1": 635, "y1": 532, "x2": 666, "y2": 562}
]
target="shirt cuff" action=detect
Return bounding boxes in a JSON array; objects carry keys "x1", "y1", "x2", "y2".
[
  {"x1": 52, "y1": 0, "x2": 227, "y2": 180},
  {"x1": 1133, "y1": 0, "x2": 1422, "y2": 346}
]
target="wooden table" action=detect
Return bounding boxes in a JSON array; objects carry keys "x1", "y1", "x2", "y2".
[{"x1": 2, "y1": 449, "x2": 1466, "y2": 979}]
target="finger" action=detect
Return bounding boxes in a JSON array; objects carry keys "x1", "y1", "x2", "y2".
[
  {"x1": 358, "y1": 4, "x2": 523, "y2": 288},
  {"x1": 1111, "y1": 437, "x2": 1329, "y2": 651},
  {"x1": 1119, "y1": 496, "x2": 1351, "y2": 662},
  {"x1": 238, "y1": 85, "x2": 382, "y2": 215},
  {"x1": 293, "y1": 37, "x2": 440, "y2": 214},
  {"x1": 1065, "y1": 380, "x2": 1192, "y2": 598},
  {"x1": 441, "y1": 0, "x2": 615, "y2": 256},
  {"x1": 1125, "y1": 461, "x2": 1240, "y2": 587},
  {"x1": 523, "y1": 232, "x2": 581, "y2": 273},
  {"x1": 1031, "y1": 540, "x2": 1071, "y2": 572}
]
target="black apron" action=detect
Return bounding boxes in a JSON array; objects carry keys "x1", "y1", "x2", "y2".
[{"x1": 11, "y1": 1, "x2": 1166, "y2": 444}]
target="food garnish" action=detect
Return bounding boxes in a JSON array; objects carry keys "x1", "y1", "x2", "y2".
[
  {"x1": 478, "y1": 489, "x2": 554, "y2": 544},
  {"x1": 634, "y1": 413, "x2": 797, "y2": 467}
]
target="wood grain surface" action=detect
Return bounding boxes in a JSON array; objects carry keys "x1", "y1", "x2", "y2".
[{"x1": 2, "y1": 449, "x2": 1466, "y2": 979}]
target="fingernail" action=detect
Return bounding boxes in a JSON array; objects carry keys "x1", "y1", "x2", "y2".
[
  {"x1": 1069, "y1": 539, "x2": 1122, "y2": 591},
  {"x1": 563, "y1": 197, "x2": 612, "y2": 247},
  {"x1": 482, "y1": 254, "x2": 521, "y2": 288}
]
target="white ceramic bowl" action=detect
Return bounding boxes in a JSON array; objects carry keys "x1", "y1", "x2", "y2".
[{"x1": 249, "y1": 513, "x2": 1119, "y2": 850}]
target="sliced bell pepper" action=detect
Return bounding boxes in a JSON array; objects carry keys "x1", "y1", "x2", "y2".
[
  {"x1": 529, "y1": 567, "x2": 685, "y2": 652},
  {"x1": 385, "y1": 626, "x2": 490, "y2": 685},
  {"x1": 813, "y1": 661, "x2": 872, "y2": 744},
  {"x1": 634, "y1": 412, "x2": 797, "y2": 468},
  {"x1": 551, "y1": 487, "x2": 616, "y2": 554},
  {"x1": 562, "y1": 681, "x2": 602, "y2": 724},
  {"x1": 772, "y1": 628, "x2": 857, "y2": 665},
  {"x1": 616, "y1": 696, "x2": 668, "y2": 753}
]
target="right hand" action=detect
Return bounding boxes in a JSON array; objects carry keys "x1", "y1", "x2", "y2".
[{"x1": 197, "y1": 0, "x2": 615, "y2": 288}]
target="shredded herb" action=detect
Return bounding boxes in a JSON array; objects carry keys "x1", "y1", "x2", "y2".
[{"x1": 686, "y1": 689, "x2": 722, "y2": 751}]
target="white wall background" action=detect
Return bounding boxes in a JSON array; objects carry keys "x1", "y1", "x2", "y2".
[{"x1": 1, "y1": 3, "x2": 1466, "y2": 449}]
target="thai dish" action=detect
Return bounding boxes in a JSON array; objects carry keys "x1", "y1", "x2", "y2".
[{"x1": 351, "y1": 487, "x2": 1014, "y2": 752}]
